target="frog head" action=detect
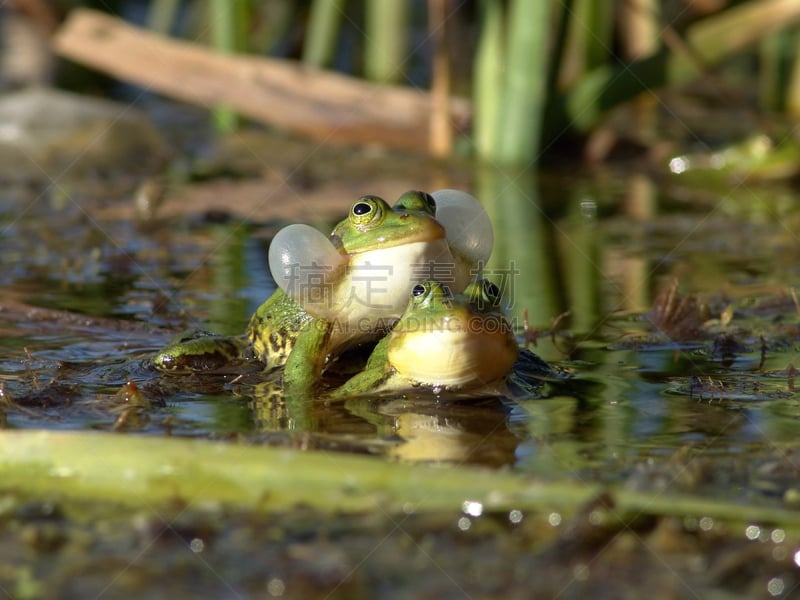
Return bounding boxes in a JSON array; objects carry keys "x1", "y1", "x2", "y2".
[
  {"x1": 268, "y1": 190, "x2": 493, "y2": 333},
  {"x1": 386, "y1": 280, "x2": 518, "y2": 388}
]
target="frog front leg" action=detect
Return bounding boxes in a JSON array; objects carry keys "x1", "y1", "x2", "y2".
[{"x1": 281, "y1": 320, "x2": 332, "y2": 400}]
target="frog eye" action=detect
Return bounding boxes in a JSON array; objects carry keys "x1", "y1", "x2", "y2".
[
  {"x1": 349, "y1": 196, "x2": 384, "y2": 227},
  {"x1": 431, "y1": 189, "x2": 493, "y2": 266},
  {"x1": 412, "y1": 283, "x2": 428, "y2": 297},
  {"x1": 352, "y1": 201, "x2": 372, "y2": 216},
  {"x1": 268, "y1": 224, "x2": 347, "y2": 317},
  {"x1": 394, "y1": 190, "x2": 436, "y2": 215},
  {"x1": 421, "y1": 192, "x2": 436, "y2": 213},
  {"x1": 483, "y1": 280, "x2": 501, "y2": 303}
]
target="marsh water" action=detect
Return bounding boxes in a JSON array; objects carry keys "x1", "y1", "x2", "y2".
[
  {"x1": 4, "y1": 115, "x2": 800, "y2": 596},
  {"x1": 4, "y1": 147, "x2": 799, "y2": 470}
]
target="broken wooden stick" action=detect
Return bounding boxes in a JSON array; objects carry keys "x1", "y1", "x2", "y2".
[{"x1": 52, "y1": 8, "x2": 471, "y2": 153}]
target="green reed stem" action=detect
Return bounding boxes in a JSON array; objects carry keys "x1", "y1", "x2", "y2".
[
  {"x1": 493, "y1": 0, "x2": 551, "y2": 165},
  {"x1": 759, "y1": 33, "x2": 788, "y2": 113},
  {"x1": 562, "y1": 0, "x2": 800, "y2": 134},
  {"x1": 146, "y1": 0, "x2": 182, "y2": 35},
  {"x1": 364, "y1": 0, "x2": 409, "y2": 83},
  {"x1": 473, "y1": 0, "x2": 504, "y2": 159},
  {"x1": 209, "y1": 0, "x2": 248, "y2": 132},
  {"x1": 557, "y1": 0, "x2": 613, "y2": 91},
  {"x1": 785, "y1": 33, "x2": 800, "y2": 118},
  {"x1": 474, "y1": 0, "x2": 552, "y2": 164},
  {"x1": 302, "y1": 0, "x2": 347, "y2": 68}
]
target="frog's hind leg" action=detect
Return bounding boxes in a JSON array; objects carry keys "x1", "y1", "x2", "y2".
[{"x1": 153, "y1": 331, "x2": 260, "y2": 374}]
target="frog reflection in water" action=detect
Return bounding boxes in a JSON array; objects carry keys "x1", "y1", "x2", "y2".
[
  {"x1": 153, "y1": 189, "x2": 494, "y2": 395},
  {"x1": 329, "y1": 279, "x2": 558, "y2": 400}
]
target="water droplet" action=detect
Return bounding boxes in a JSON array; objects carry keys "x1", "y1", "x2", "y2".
[
  {"x1": 588, "y1": 510, "x2": 604, "y2": 526},
  {"x1": 189, "y1": 538, "x2": 204, "y2": 553},
  {"x1": 267, "y1": 578, "x2": 285, "y2": 597},
  {"x1": 462, "y1": 500, "x2": 483, "y2": 517},
  {"x1": 772, "y1": 529, "x2": 786, "y2": 544},
  {"x1": 509, "y1": 509, "x2": 523, "y2": 524},
  {"x1": 669, "y1": 156, "x2": 688, "y2": 174},
  {"x1": 50, "y1": 467, "x2": 75, "y2": 478},
  {"x1": 579, "y1": 199, "x2": 596, "y2": 220},
  {"x1": 572, "y1": 564, "x2": 589, "y2": 581},
  {"x1": 699, "y1": 516, "x2": 714, "y2": 531},
  {"x1": 548, "y1": 512, "x2": 562, "y2": 527},
  {"x1": 746, "y1": 525, "x2": 761, "y2": 541},
  {"x1": 767, "y1": 576, "x2": 785, "y2": 596},
  {"x1": 457, "y1": 517, "x2": 471, "y2": 531}
]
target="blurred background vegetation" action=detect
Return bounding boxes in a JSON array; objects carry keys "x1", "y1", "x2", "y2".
[{"x1": 5, "y1": 0, "x2": 800, "y2": 167}]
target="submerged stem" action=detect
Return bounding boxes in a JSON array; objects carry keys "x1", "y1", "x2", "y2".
[{"x1": 2, "y1": 431, "x2": 800, "y2": 530}]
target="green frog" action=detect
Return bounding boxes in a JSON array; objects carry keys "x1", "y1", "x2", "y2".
[
  {"x1": 328, "y1": 279, "x2": 555, "y2": 399},
  {"x1": 154, "y1": 189, "x2": 494, "y2": 395}
]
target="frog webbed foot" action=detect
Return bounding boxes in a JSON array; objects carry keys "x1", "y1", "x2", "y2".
[{"x1": 504, "y1": 349, "x2": 569, "y2": 400}]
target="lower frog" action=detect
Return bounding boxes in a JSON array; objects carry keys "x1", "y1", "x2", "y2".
[
  {"x1": 328, "y1": 279, "x2": 560, "y2": 400},
  {"x1": 154, "y1": 189, "x2": 494, "y2": 396}
]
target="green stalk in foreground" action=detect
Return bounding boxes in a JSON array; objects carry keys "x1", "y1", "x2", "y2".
[{"x1": 3, "y1": 431, "x2": 800, "y2": 529}]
